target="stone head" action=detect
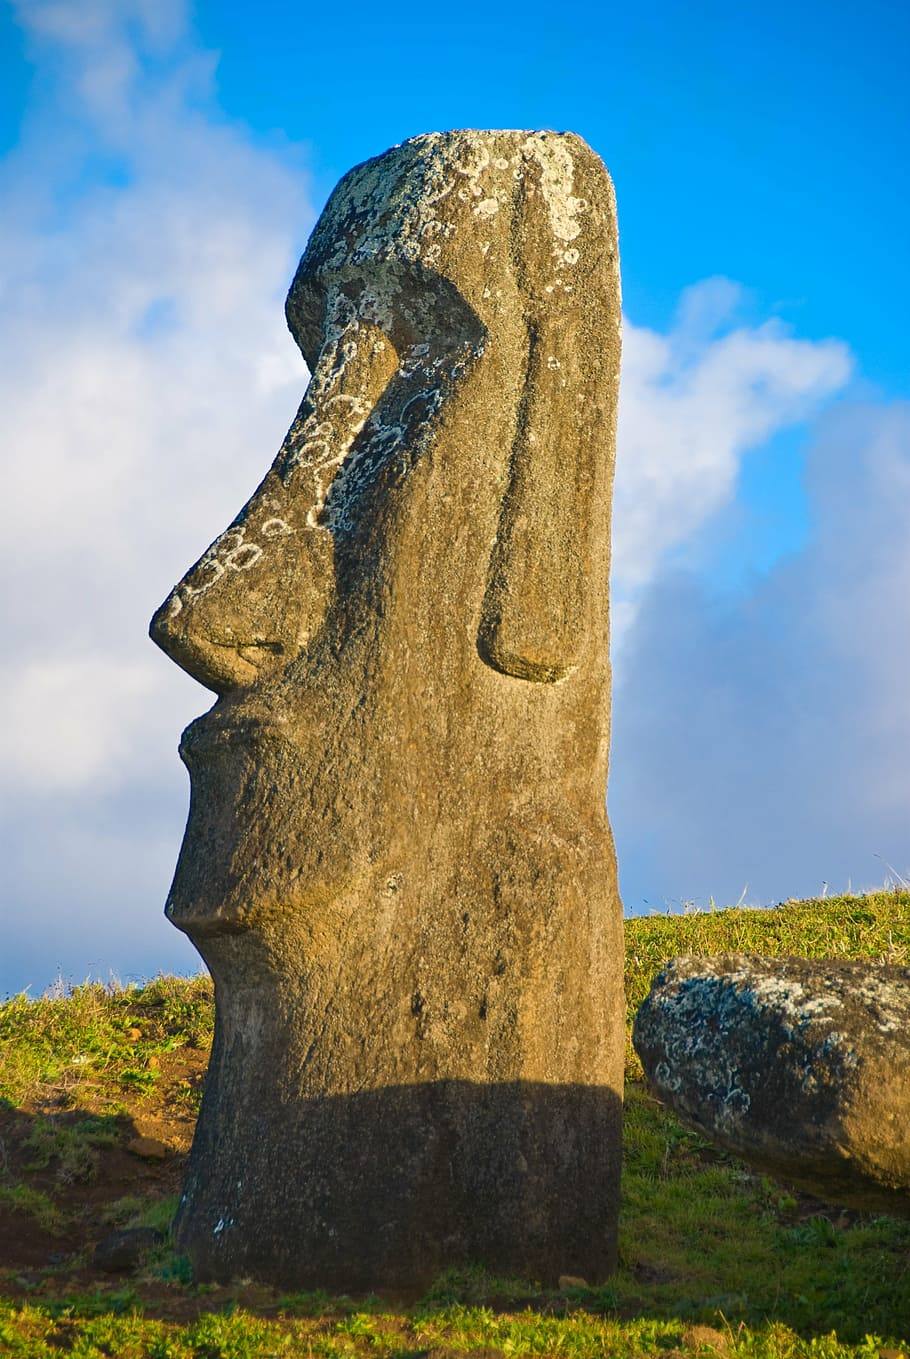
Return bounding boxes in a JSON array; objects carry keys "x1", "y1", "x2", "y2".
[{"x1": 150, "y1": 129, "x2": 621, "y2": 952}]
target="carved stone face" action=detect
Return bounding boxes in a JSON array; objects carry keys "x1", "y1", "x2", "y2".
[
  {"x1": 151, "y1": 130, "x2": 624, "y2": 1291},
  {"x1": 150, "y1": 129, "x2": 620, "y2": 943},
  {"x1": 150, "y1": 263, "x2": 481, "y2": 696}
]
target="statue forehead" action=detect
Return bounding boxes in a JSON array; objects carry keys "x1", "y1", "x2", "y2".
[{"x1": 298, "y1": 129, "x2": 598, "y2": 278}]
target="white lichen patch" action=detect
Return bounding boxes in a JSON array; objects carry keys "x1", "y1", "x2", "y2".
[
  {"x1": 299, "y1": 129, "x2": 594, "y2": 294},
  {"x1": 522, "y1": 133, "x2": 588, "y2": 250},
  {"x1": 278, "y1": 289, "x2": 390, "y2": 525},
  {"x1": 636, "y1": 954, "x2": 909, "y2": 1132},
  {"x1": 852, "y1": 975, "x2": 908, "y2": 1034},
  {"x1": 300, "y1": 131, "x2": 502, "y2": 275},
  {"x1": 261, "y1": 518, "x2": 293, "y2": 539}
]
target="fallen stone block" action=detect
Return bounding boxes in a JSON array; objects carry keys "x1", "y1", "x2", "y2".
[{"x1": 633, "y1": 954, "x2": 910, "y2": 1215}]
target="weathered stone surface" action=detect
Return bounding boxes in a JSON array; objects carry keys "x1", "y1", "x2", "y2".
[
  {"x1": 633, "y1": 954, "x2": 910, "y2": 1215},
  {"x1": 151, "y1": 128, "x2": 623, "y2": 1289}
]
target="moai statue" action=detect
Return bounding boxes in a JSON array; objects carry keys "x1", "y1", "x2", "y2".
[{"x1": 151, "y1": 129, "x2": 623, "y2": 1290}]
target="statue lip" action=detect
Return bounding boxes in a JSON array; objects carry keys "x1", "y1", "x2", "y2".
[
  {"x1": 164, "y1": 896, "x2": 253, "y2": 936},
  {"x1": 180, "y1": 705, "x2": 292, "y2": 755}
]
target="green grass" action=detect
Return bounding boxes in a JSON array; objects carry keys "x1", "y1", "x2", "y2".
[
  {"x1": 0, "y1": 1294, "x2": 906, "y2": 1358},
  {"x1": 623, "y1": 890, "x2": 910, "y2": 1072},
  {"x1": 0, "y1": 972, "x2": 214, "y2": 1110},
  {"x1": 617, "y1": 1084, "x2": 909, "y2": 1335},
  {"x1": 22, "y1": 1114, "x2": 120, "y2": 1183},
  {"x1": 0, "y1": 1182, "x2": 64, "y2": 1236},
  {"x1": 0, "y1": 890, "x2": 908, "y2": 1358}
]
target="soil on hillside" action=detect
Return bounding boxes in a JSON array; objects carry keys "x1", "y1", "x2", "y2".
[{"x1": 0, "y1": 1046, "x2": 205, "y2": 1300}]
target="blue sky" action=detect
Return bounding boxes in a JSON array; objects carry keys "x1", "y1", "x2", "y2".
[
  {"x1": 0, "y1": 0, "x2": 908, "y2": 994},
  {"x1": 5, "y1": 0, "x2": 907, "y2": 389},
  {"x1": 189, "y1": 0, "x2": 910, "y2": 394}
]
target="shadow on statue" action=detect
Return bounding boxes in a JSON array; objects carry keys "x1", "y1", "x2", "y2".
[{"x1": 175, "y1": 1079, "x2": 623, "y2": 1291}]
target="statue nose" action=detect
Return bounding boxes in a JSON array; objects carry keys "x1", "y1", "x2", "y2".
[
  {"x1": 149, "y1": 496, "x2": 309, "y2": 694},
  {"x1": 149, "y1": 312, "x2": 400, "y2": 695}
]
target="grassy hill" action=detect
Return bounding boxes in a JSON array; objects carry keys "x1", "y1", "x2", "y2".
[{"x1": 1, "y1": 891, "x2": 908, "y2": 1358}]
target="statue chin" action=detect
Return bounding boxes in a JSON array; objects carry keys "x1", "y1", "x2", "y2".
[{"x1": 165, "y1": 711, "x2": 359, "y2": 940}]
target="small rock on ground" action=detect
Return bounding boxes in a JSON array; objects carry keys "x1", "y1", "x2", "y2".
[
  {"x1": 127, "y1": 1135, "x2": 170, "y2": 1160},
  {"x1": 93, "y1": 1227, "x2": 164, "y2": 1273}
]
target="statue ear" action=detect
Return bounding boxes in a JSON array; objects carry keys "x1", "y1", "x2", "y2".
[{"x1": 478, "y1": 142, "x2": 615, "y2": 683}]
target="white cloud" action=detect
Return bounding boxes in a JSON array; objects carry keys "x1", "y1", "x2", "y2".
[
  {"x1": 14, "y1": 0, "x2": 186, "y2": 46},
  {"x1": 2, "y1": 0, "x2": 311, "y2": 760},
  {"x1": 0, "y1": 659, "x2": 158, "y2": 792},
  {"x1": 614, "y1": 282, "x2": 852, "y2": 642},
  {"x1": 1, "y1": 0, "x2": 312, "y2": 991},
  {"x1": 611, "y1": 401, "x2": 910, "y2": 911}
]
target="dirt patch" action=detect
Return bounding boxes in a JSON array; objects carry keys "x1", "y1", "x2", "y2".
[{"x1": 0, "y1": 1045, "x2": 205, "y2": 1282}]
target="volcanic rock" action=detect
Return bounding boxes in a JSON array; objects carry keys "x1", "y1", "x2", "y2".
[{"x1": 633, "y1": 954, "x2": 910, "y2": 1214}]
